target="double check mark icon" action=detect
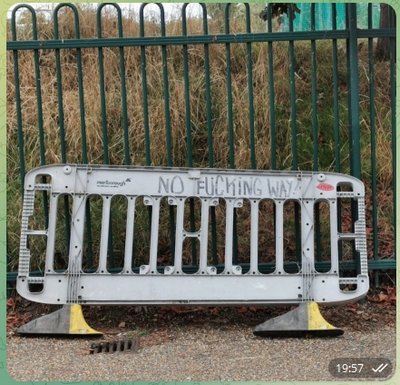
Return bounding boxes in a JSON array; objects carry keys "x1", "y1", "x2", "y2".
[{"x1": 372, "y1": 363, "x2": 388, "y2": 373}]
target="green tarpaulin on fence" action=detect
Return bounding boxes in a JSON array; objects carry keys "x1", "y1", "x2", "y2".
[{"x1": 283, "y1": 3, "x2": 380, "y2": 31}]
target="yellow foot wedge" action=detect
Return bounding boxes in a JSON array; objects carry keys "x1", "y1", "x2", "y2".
[
  {"x1": 253, "y1": 301, "x2": 343, "y2": 338},
  {"x1": 17, "y1": 304, "x2": 103, "y2": 336}
]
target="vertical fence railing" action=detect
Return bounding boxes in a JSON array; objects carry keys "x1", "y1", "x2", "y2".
[
  {"x1": 389, "y1": 6, "x2": 396, "y2": 286},
  {"x1": 245, "y1": 4, "x2": 256, "y2": 170},
  {"x1": 7, "y1": 3, "x2": 396, "y2": 288},
  {"x1": 11, "y1": 4, "x2": 28, "y2": 194},
  {"x1": 332, "y1": 4, "x2": 340, "y2": 175},
  {"x1": 139, "y1": 4, "x2": 151, "y2": 167},
  {"x1": 287, "y1": 5, "x2": 302, "y2": 266},
  {"x1": 266, "y1": 5, "x2": 277, "y2": 171},
  {"x1": 310, "y1": 4, "x2": 322, "y2": 265},
  {"x1": 367, "y1": 4, "x2": 378, "y2": 286},
  {"x1": 347, "y1": 4, "x2": 362, "y2": 277},
  {"x1": 53, "y1": 7, "x2": 71, "y2": 261},
  {"x1": 182, "y1": 4, "x2": 197, "y2": 266}
]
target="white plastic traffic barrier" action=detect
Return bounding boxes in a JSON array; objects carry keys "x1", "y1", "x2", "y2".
[{"x1": 17, "y1": 164, "x2": 369, "y2": 309}]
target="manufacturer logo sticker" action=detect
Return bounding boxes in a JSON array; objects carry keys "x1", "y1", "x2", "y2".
[
  {"x1": 317, "y1": 182, "x2": 334, "y2": 191},
  {"x1": 96, "y1": 178, "x2": 132, "y2": 188}
]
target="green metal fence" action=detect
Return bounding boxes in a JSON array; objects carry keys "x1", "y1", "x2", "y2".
[{"x1": 7, "y1": 3, "x2": 396, "y2": 290}]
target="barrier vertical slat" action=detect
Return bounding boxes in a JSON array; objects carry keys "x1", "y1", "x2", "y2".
[
  {"x1": 173, "y1": 199, "x2": 184, "y2": 274},
  {"x1": 84, "y1": 198, "x2": 94, "y2": 270},
  {"x1": 188, "y1": 199, "x2": 197, "y2": 266},
  {"x1": 68, "y1": 194, "x2": 87, "y2": 272},
  {"x1": 98, "y1": 196, "x2": 112, "y2": 273},
  {"x1": 148, "y1": 198, "x2": 161, "y2": 274},
  {"x1": 232, "y1": 208, "x2": 239, "y2": 266},
  {"x1": 301, "y1": 201, "x2": 315, "y2": 301},
  {"x1": 123, "y1": 197, "x2": 136, "y2": 274},
  {"x1": 274, "y1": 201, "x2": 284, "y2": 274},
  {"x1": 329, "y1": 199, "x2": 339, "y2": 275},
  {"x1": 249, "y1": 199, "x2": 259, "y2": 274},
  {"x1": 224, "y1": 200, "x2": 235, "y2": 273},
  {"x1": 199, "y1": 199, "x2": 211, "y2": 273},
  {"x1": 44, "y1": 193, "x2": 59, "y2": 274},
  {"x1": 67, "y1": 191, "x2": 87, "y2": 303}
]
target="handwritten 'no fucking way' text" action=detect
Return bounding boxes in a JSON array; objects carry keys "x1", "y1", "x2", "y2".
[{"x1": 158, "y1": 176, "x2": 299, "y2": 199}]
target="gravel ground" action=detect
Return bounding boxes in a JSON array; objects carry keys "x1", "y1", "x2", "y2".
[
  {"x1": 7, "y1": 325, "x2": 396, "y2": 382},
  {"x1": 6, "y1": 299, "x2": 397, "y2": 382}
]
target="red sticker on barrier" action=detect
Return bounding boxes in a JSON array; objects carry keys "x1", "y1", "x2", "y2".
[{"x1": 317, "y1": 183, "x2": 334, "y2": 191}]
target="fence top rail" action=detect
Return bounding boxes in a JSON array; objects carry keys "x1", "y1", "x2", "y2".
[
  {"x1": 7, "y1": 30, "x2": 350, "y2": 49},
  {"x1": 8, "y1": 2, "x2": 395, "y2": 48}
]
